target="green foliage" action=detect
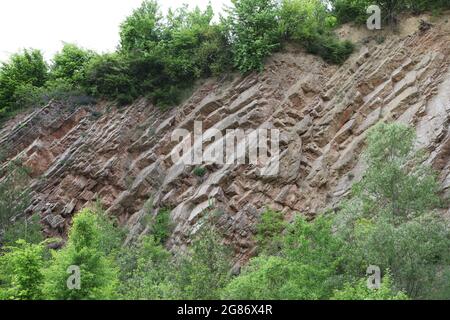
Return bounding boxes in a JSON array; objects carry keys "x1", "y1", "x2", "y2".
[
  {"x1": 173, "y1": 225, "x2": 232, "y2": 299},
  {"x1": 280, "y1": 0, "x2": 354, "y2": 64},
  {"x1": 256, "y1": 209, "x2": 286, "y2": 254},
  {"x1": 331, "y1": 0, "x2": 450, "y2": 26},
  {"x1": 331, "y1": 0, "x2": 372, "y2": 25},
  {"x1": 114, "y1": 1, "x2": 233, "y2": 107},
  {"x1": 118, "y1": 218, "x2": 232, "y2": 300},
  {"x1": 83, "y1": 53, "x2": 136, "y2": 104},
  {"x1": 193, "y1": 166, "x2": 207, "y2": 177},
  {"x1": 50, "y1": 43, "x2": 96, "y2": 86},
  {"x1": 353, "y1": 123, "x2": 440, "y2": 222},
  {"x1": 332, "y1": 273, "x2": 409, "y2": 300},
  {"x1": 0, "y1": 49, "x2": 48, "y2": 119},
  {"x1": 119, "y1": 0, "x2": 162, "y2": 53},
  {"x1": 223, "y1": 254, "x2": 337, "y2": 300},
  {"x1": 43, "y1": 209, "x2": 119, "y2": 300},
  {"x1": 0, "y1": 45, "x2": 97, "y2": 123},
  {"x1": 222, "y1": 255, "x2": 301, "y2": 299},
  {"x1": 0, "y1": 162, "x2": 31, "y2": 238},
  {"x1": 227, "y1": 0, "x2": 281, "y2": 73},
  {"x1": 407, "y1": 0, "x2": 450, "y2": 14},
  {"x1": 335, "y1": 123, "x2": 450, "y2": 299},
  {"x1": 223, "y1": 215, "x2": 343, "y2": 300},
  {"x1": 118, "y1": 235, "x2": 174, "y2": 299},
  {"x1": 0, "y1": 240, "x2": 45, "y2": 300},
  {"x1": 2, "y1": 214, "x2": 43, "y2": 246},
  {"x1": 303, "y1": 34, "x2": 354, "y2": 65},
  {"x1": 10, "y1": 83, "x2": 47, "y2": 111},
  {"x1": 91, "y1": 202, "x2": 124, "y2": 256},
  {"x1": 150, "y1": 208, "x2": 172, "y2": 244},
  {"x1": 339, "y1": 213, "x2": 450, "y2": 299}
]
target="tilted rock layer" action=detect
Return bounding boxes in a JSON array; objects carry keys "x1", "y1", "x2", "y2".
[{"x1": 1, "y1": 16, "x2": 450, "y2": 266}]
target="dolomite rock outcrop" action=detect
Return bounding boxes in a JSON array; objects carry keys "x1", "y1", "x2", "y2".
[{"x1": 1, "y1": 16, "x2": 450, "y2": 265}]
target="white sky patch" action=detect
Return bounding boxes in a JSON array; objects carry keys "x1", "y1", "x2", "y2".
[{"x1": 0, "y1": 0, "x2": 231, "y2": 63}]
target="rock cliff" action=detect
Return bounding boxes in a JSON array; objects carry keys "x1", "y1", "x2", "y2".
[{"x1": 1, "y1": 16, "x2": 449, "y2": 267}]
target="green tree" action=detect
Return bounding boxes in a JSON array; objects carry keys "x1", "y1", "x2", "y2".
[
  {"x1": 173, "y1": 224, "x2": 232, "y2": 299},
  {"x1": 352, "y1": 123, "x2": 440, "y2": 222},
  {"x1": 150, "y1": 208, "x2": 172, "y2": 245},
  {"x1": 0, "y1": 49, "x2": 48, "y2": 119},
  {"x1": 227, "y1": 0, "x2": 281, "y2": 73},
  {"x1": 221, "y1": 255, "x2": 303, "y2": 300},
  {"x1": 0, "y1": 162, "x2": 31, "y2": 239},
  {"x1": 2, "y1": 214, "x2": 43, "y2": 246},
  {"x1": 50, "y1": 43, "x2": 96, "y2": 86},
  {"x1": 332, "y1": 273, "x2": 409, "y2": 300},
  {"x1": 330, "y1": 0, "x2": 372, "y2": 24},
  {"x1": 280, "y1": 0, "x2": 354, "y2": 64},
  {"x1": 223, "y1": 215, "x2": 343, "y2": 300},
  {"x1": 91, "y1": 202, "x2": 124, "y2": 257},
  {"x1": 118, "y1": 236, "x2": 174, "y2": 299},
  {"x1": 256, "y1": 209, "x2": 287, "y2": 254},
  {"x1": 118, "y1": 1, "x2": 232, "y2": 106},
  {"x1": 405, "y1": 0, "x2": 450, "y2": 14},
  {"x1": 0, "y1": 240, "x2": 45, "y2": 300},
  {"x1": 338, "y1": 213, "x2": 450, "y2": 299},
  {"x1": 43, "y1": 209, "x2": 118, "y2": 300},
  {"x1": 336, "y1": 123, "x2": 450, "y2": 299},
  {"x1": 83, "y1": 53, "x2": 136, "y2": 104},
  {"x1": 119, "y1": 0, "x2": 162, "y2": 53}
]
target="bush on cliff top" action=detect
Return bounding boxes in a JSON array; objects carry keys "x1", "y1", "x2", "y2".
[{"x1": 1, "y1": 0, "x2": 356, "y2": 118}]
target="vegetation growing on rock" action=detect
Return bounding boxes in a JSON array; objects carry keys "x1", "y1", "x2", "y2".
[
  {"x1": 1, "y1": 0, "x2": 450, "y2": 301},
  {"x1": 2, "y1": 123, "x2": 449, "y2": 300}
]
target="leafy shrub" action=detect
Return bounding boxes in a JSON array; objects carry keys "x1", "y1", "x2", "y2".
[
  {"x1": 43, "y1": 209, "x2": 119, "y2": 300},
  {"x1": 280, "y1": 0, "x2": 354, "y2": 64},
  {"x1": 353, "y1": 123, "x2": 440, "y2": 221},
  {"x1": 173, "y1": 224, "x2": 232, "y2": 299},
  {"x1": 279, "y1": 0, "x2": 338, "y2": 38},
  {"x1": 407, "y1": 0, "x2": 450, "y2": 14},
  {"x1": 223, "y1": 215, "x2": 343, "y2": 300},
  {"x1": 256, "y1": 208, "x2": 286, "y2": 254},
  {"x1": 303, "y1": 34, "x2": 354, "y2": 65},
  {"x1": 119, "y1": 0, "x2": 162, "y2": 53},
  {"x1": 2, "y1": 214, "x2": 43, "y2": 246},
  {"x1": 91, "y1": 203, "x2": 125, "y2": 256},
  {"x1": 331, "y1": 0, "x2": 450, "y2": 26},
  {"x1": 0, "y1": 49, "x2": 48, "y2": 120},
  {"x1": 83, "y1": 53, "x2": 137, "y2": 103},
  {"x1": 0, "y1": 162, "x2": 31, "y2": 238},
  {"x1": 193, "y1": 166, "x2": 207, "y2": 177},
  {"x1": 150, "y1": 208, "x2": 172, "y2": 244},
  {"x1": 44, "y1": 79, "x2": 96, "y2": 107},
  {"x1": 336, "y1": 123, "x2": 450, "y2": 299},
  {"x1": 331, "y1": 0, "x2": 372, "y2": 25},
  {"x1": 50, "y1": 43, "x2": 96, "y2": 86},
  {"x1": 338, "y1": 213, "x2": 450, "y2": 299},
  {"x1": 10, "y1": 83, "x2": 47, "y2": 111},
  {"x1": 332, "y1": 273, "x2": 409, "y2": 300},
  {"x1": 115, "y1": 1, "x2": 233, "y2": 107},
  {"x1": 117, "y1": 236, "x2": 174, "y2": 299},
  {"x1": 0, "y1": 240, "x2": 45, "y2": 300},
  {"x1": 116, "y1": 93, "x2": 134, "y2": 106},
  {"x1": 227, "y1": 0, "x2": 281, "y2": 73},
  {"x1": 221, "y1": 255, "x2": 299, "y2": 299}
]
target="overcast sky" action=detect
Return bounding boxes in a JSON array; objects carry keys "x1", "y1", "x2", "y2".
[{"x1": 0, "y1": 0, "x2": 231, "y2": 63}]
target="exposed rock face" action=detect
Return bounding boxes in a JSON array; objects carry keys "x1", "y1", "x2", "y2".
[{"x1": 1, "y1": 18, "x2": 450, "y2": 265}]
